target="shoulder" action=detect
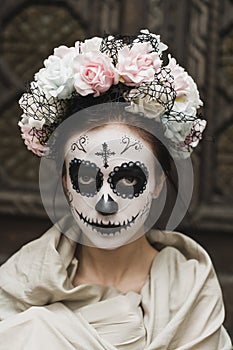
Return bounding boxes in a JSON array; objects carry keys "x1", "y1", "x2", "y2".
[
  {"x1": 0, "y1": 215, "x2": 77, "y2": 292},
  {"x1": 0, "y1": 218, "x2": 77, "y2": 318},
  {"x1": 0, "y1": 215, "x2": 76, "y2": 276},
  {"x1": 147, "y1": 230, "x2": 232, "y2": 347},
  {"x1": 0, "y1": 225, "x2": 60, "y2": 274},
  {"x1": 147, "y1": 228, "x2": 214, "y2": 269},
  {"x1": 148, "y1": 229, "x2": 223, "y2": 303}
]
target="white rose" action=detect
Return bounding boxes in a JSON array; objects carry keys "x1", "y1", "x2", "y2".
[
  {"x1": 125, "y1": 96, "x2": 165, "y2": 119},
  {"x1": 35, "y1": 55, "x2": 74, "y2": 99},
  {"x1": 162, "y1": 120, "x2": 193, "y2": 143},
  {"x1": 81, "y1": 37, "x2": 102, "y2": 53},
  {"x1": 54, "y1": 45, "x2": 77, "y2": 58},
  {"x1": 124, "y1": 78, "x2": 174, "y2": 119},
  {"x1": 18, "y1": 113, "x2": 45, "y2": 129}
]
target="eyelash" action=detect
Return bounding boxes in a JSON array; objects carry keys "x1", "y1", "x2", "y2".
[
  {"x1": 118, "y1": 177, "x2": 138, "y2": 186},
  {"x1": 108, "y1": 162, "x2": 148, "y2": 198},
  {"x1": 78, "y1": 175, "x2": 96, "y2": 185}
]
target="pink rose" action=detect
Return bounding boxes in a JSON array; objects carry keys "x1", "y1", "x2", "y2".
[
  {"x1": 19, "y1": 124, "x2": 48, "y2": 156},
  {"x1": 166, "y1": 55, "x2": 189, "y2": 96},
  {"x1": 116, "y1": 42, "x2": 162, "y2": 86},
  {"x1": 73, "y1": 51, "x2": 119, "y2": 97},
  {"x1": 166, "y1": 55, "x2": 203, "y2": 115}
]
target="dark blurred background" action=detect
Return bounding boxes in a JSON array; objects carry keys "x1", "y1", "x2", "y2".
[{"x1": 0, "y1": 0, "x2": 232, "y2": 338}]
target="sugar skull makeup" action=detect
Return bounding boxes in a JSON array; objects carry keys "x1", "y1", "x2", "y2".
[{"x1": 64, "y1": 124, "x2": 162, "y2": 249}]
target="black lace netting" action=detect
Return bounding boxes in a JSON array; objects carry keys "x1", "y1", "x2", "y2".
[
  {"x1": 100, "y1": 31, "x2": 162, "y2": 65},
  {"x1": 124, "y1": 67, "x2": 176, "y2": 113},
  {"x1": 20, "y1": 83, "x2": 68, "y2": 146},
  {"x1": 29, "y1": 124, "x2": 55, "y2": 146},
  {"x1": 163, "y1": 110, "x2": 197, "y2": 122},
  {"x1": 21, "y1": 83, "x2": 67, "y2": 124},
  {"x1": 184, "y1": 118, "x2": 205, "y2": 146},
  {"x1": 100, "y1": 35, "x2": 125, "y2": 65},
  {"x1": 132, "y1": 31, "x2": 162, "y2": 52},
  {"x1": 68, "y1": 84, "x2": 130, "y2": 115}
]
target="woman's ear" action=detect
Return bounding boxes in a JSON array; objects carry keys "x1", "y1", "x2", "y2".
[{"x1": 152, "y1": 173, "x2": 166, "y2": 199}]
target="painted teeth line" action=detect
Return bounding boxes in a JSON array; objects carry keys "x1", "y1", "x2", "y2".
[{"x1": 75, "y1": 209, "x2": 139, "y2": 233}]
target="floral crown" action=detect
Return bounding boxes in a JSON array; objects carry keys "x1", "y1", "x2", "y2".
[{"x1": 18, "y1": 29, "x2": 206, "y2": 158}]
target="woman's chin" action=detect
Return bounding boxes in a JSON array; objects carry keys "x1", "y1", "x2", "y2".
[{"x1": 78, "y1": 221, "x2": 145, "y2": 249}]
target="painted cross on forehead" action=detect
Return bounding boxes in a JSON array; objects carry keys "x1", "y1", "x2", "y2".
[
  {"x1": 68, "y1": 135, "x2": 149, "y2": 200},
  {"x1": 94, "y1": 142, "x2": 116, "y2": 168}
]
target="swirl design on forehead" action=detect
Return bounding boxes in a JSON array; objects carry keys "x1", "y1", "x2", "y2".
[
  {"x1": 71, "y1": 135, "x2": 89, "y2": 153},
  {"x1": 107, "y1": 161, "x2": 148, "y2": 199},
  {"x1": 69, "y1": 158, "x2": 103, "y2": 197},
  {"x1": 120, "y1": 136, "x2": 143, "y2": 155}
]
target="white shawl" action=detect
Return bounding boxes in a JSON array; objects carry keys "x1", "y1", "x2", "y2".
[{"x1": 0, "y1": 218, "x2": 232, "y2": 349}]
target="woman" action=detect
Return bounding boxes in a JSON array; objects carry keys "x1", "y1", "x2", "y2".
[{"x1": 0, "y1": 30, "x2": 232, "y2": 349}]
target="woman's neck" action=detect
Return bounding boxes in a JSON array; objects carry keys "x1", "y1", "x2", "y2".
[{"x1": 74, "y1": 235, "x2": 158, "y2": 293}]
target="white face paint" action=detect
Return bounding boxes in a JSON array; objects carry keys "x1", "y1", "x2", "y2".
[{"x1": 64, "y1": 124, "x2": 160, "y2": 249}]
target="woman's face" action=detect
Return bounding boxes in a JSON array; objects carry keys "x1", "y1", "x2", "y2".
[{"x1": 64, "y1": 123, "x2": 163, "y2": 249}]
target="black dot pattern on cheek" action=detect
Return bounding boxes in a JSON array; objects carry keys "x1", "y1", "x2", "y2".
[
  {"x1": 69, "y1": 158, "x2": 103, "y2": 197},
  {"x1": 107, "y1": 161, "x2": 148, "y2": 199}
]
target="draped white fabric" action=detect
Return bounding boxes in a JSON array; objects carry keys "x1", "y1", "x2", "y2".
[{"x1": 0, "y1": 218, "x2": 232, "y2": 349}]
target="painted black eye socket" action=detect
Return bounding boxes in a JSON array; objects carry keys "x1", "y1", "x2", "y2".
[
  {"x1": 108, "y1": 161, "x2": 148, "y2": 199},
  {"x1": 69, "y1": 158, "x2": 103, "y2": 197}
]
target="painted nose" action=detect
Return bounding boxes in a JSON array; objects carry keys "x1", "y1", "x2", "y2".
[{"x1": 95, "y1": 194, "x2": 118, "y2": 215}]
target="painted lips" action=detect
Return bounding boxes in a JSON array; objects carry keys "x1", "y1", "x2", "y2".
[{"x1": 75, "y1": 209, "x2": 139, "y2": 234}]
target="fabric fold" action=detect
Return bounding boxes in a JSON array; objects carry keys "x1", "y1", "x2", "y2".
[{"x1": 0, "y1": 221, "x2": 232, "y2": 349}]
